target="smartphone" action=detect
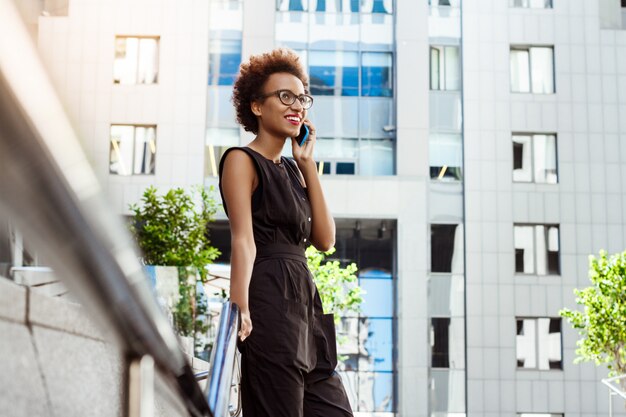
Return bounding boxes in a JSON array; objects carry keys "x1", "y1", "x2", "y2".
[{"x1": 295, "y1": 124, "x2": 309, "y2": 146}]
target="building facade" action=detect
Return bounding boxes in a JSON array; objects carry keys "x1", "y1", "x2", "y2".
[{"x1": 24, "y1": 0, "x2": 626, "y2": 416}]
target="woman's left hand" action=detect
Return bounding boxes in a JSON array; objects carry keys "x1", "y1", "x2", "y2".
[{"x1": 291, "y1": 119, "x2": 316, "y2": 165}]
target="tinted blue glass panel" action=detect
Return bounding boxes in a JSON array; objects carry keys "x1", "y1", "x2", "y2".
[
  {"x1": 359, "y1": 278, "x2": 393, "y2": 317},
  {"x1": 289, "y1": 0, "x2": 305, "y2": 11},
  {"x1": 208, "y1": 39, "x2": 242, "y2": 86},
  {"x1": 361, "y1": 52, "x2": 392, "y2": 97},
  {"x1": 372, "y1": 0, "x2": 388, "y2": 13},
  {"x1": 309, "y1": 51, "x2": 359, "y2": 96},
  {"x1": 361, "y1": 318, "x2": 393, "y2": 371},
  {"x1": 357, "y1": 371, "x2": 394, "y2": 412},
  {"x1": 350, "y1": 0, "x2": 359, "y2": 11},
  {"x1": 336, "y1": 162, "x2": 355, "y2": 174},
  {"x1": 360, "y1": 269, "x2": 392, "y2": 279},
  {"x1": 316, "y1": 0, "x2": 326, "y2": 11}
]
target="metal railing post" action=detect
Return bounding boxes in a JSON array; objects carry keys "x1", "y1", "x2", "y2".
[{"x1": 127, "y1": 355, "x2": 155, "y2": 417}]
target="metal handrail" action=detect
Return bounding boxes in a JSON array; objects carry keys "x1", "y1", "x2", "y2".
[
  {"x1": 0, "y1": 2, "x2": 238, "y2": 416},
  {"x1": 602, "y1": 374, "x2": 626, "y2": 417},
  {"x1": 206, "y1": 302, "x2": 240, "y2": 416}
]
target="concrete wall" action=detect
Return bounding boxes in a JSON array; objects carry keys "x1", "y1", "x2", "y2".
[{"x1": 0, "y1": 276, "x2": 206, "y2": 417}]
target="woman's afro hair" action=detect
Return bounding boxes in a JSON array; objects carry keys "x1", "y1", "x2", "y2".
[{"x1": 232, "y1": 48, "x2": 309, "y2": 134}]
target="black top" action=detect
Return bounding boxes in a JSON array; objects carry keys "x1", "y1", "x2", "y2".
[{"x1": 218, "y1": 146, "x2": 312, "y2": 249}]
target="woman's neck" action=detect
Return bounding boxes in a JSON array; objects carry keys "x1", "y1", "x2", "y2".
[{"x1": 247, "y1": 130, "x2": 286, "y2": 164}]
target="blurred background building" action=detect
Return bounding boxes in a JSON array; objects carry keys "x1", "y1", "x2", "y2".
[{"x1": 4, "y1": 0, "x2": 626, "y2": 416}]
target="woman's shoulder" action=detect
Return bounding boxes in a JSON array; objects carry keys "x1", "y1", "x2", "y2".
[{"x1": 219, "y1": 147, "x2": 258, "y2": 176}]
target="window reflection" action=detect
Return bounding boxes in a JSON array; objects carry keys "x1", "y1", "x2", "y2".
[
  {"x1": 361, "y1": 52, "x2": 393, "y2": 97},
  {"x1": 205, "y1": 128, "x2": 239, "y2": 178},
  {"x1": 510, "y1": 46, "x2": 554, "y2": 94},
  {"x1": 431, "y1": 318, "x2": 465, "y2": 369},
  {"x1": 208, "y1": 39, "x2": 242, "y2": 86},
  {"x1": 429, "y1": 275, "x2": 464, "y2": 317},
  {"x1": 114, "y1": 37, "x2": 159, "y2": 85},
  {"x1": 430, "y1": 46, "x2": 460, "y2": 91},
  {"x1": 516, "y1": 318, "x2": 562, "y2": 370},
  {"x1": 310, "y1": 51, "x2": 359, "y2": 96},
  {"x1": 511, "y1": 0, "x2": 552, "y2": 8},
  {"x1": 430, "y1": 224, "x2": 464, "y2": 273},
  {"x1": 430, "y1": 370, "x2": 466, "y2": 413},
  {"x1": 533, "y1": 134, "x2": 558, "y2": 183},
  {"x1": 430, "y1": 133, "x2": 462, "y2": 181},
  {"x1": 359, "y1": 138, "x2": 394, "y2": 175},
  {"x1": 277, "y1": 0, "x2": 392, "y2": 13},
  {"x1": 518, "y1": 414, "x2": 563, "y2": 417},
  {"x1": 514, "y1": 225, "x2": 560, "y2": 275},
  {"x1": 332, "y1": 220, "x2": 395, "y2": 413},
  {"x1": 109, "y1": 125, "x2": 156, "y2": 176}
]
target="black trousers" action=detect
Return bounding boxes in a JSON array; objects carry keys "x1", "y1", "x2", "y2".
[
  {"x1": 240, "y1": 343, "x2": 353, "y2": 417},
  {"x1": 239, "y1": 247, "x2": 354, "y2": 417}
]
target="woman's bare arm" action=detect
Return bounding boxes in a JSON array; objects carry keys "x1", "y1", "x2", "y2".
[{"x1": 221, "y1": 149, "x2": 257, "y2": 340}]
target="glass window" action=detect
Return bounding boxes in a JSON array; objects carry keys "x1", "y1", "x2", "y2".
[
  {"x1": 430, "y1": 133, "x2": 462, "y2": 181},
  {"x1": 510, "y1": 0, "x2": 553, "y2": 8},
  {"x1": 314, "y1": 137, "x2": 359, "y2": 175},
  {"x1": 429, "y1": 275, "x2": 465, "y2": 317},
  {"x1": 514, "y1": 225, "x2": 560, "y2": 275},
  {"x1": 114, "y1": 37, "x2": 159, "y2": 85},
  {"x1": 510, "y1": 46, "x2": 554, "y2": 94},
  {"x1": 276, "y1": 0, "x2": 307, "y2": 11},
  {"x1": 361, "y1": 52, "x2": 393, "y2": 97},
  {"x1": 360, "y1": 0, "x2": 393, "y2": 13},
  {"x1": 512, "y1": 134, "x2": 532, "y2": 182},
  {"x1": 430, "y1": 46, "x2": 460, "y2": 91},
  {"x1": 208, "y1": 39, "x2": 242, "y2": 86},
  {"x1": 516, "y1": 318, "x2": 562, "y2": 370},
  {"x1": 510, "y1": 49, "x2": 530, "y2": 93},
  {"x1": 518, "y1": 414, "x2": 564, "y2": 417},
  {"x1": 330, "y1": 220, "x2": 396, "y2": 413},
  {"x1": 530, "y1": 47, "x2": 554, "y2": 93},
  {"x1": 431, "y1": 318, "x2": 465, "y2": 369},
  {"x1": 205, "y1": 128, "x2": 239, "y2": 177},
  {"x1": 109, "y1": 125, "x2": 156, "y2": 175},
  {"x1": 431, "y1": 224, "x2": 464, "y2": 274},
  {"x1": 309, "y1": 51, "x2": 359, "y2": 96},
  {"x1": 357, "y1": 371, "x2": 394, "y2": 412},
  {"x1": 361, "y1": 318, "x2": 393, "y2": 372},
  {"x1": 513, "y1": 134, "x2": 558, "y2": 183},
  {"x1": 358, "y1": 138, "x2": 394, "y2": 175},
  {"x1": 430, "y1": 370, "x2": 466, "y2": 413},
  {"x1": 359, "y1": 277, "x2": 393, "y2": 317}
]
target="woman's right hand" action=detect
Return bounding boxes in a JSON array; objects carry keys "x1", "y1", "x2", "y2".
[{"x1": 238, "y1": 309, "x2": 253, "y2": 342}]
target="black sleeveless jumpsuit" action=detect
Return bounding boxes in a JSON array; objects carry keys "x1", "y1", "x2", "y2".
[{"x1": 218, "y1": 147, "x2": 354, "y2": 417}]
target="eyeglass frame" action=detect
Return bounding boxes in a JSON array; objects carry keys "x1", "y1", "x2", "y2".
[{"x1": 255, "y1": 89, "x2": 314, "y2": 110}]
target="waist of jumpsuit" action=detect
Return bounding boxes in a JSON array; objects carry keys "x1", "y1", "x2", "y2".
[{"x1": 255, "y1": 243, "x2": 306, "y2": 263}]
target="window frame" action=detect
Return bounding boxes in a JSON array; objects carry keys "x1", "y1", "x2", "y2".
[
  {"x1": 515, "y1": 317, "x2": 563, "y2": 371},
  {"x1": 510, "y1": 0, "x2": 553, "y2": 8},
  {"x1": 430, "y1": 45, "x2": 461, "y2": 91},
  {"x1": 113, "y1": 36, "x2": 160, "y2": 85},
  {"x1": 513, "y1": 224, "x2": 561, "y2": 276},
  {"x1": 510, "y1": 45, "x2": 555, "y2": 94},
  {"x1": 109, "y1": 124, "x2": 157, "y2": 176},
  {"x1": 512, "y1": 132, "x2": 559, "y2": 184}
]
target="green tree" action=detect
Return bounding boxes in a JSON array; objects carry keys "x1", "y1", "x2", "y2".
[
  {"x1": 129, "y1": 186, "x2": 221, "y2": 341},
  {"x1": 560, "y1": 250, "x2": 626, "y2": 377},
  {"x1": 306, "y1": 246, "x2": 364, "y2": 323}
]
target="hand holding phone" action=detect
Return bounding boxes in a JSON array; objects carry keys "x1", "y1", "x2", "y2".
[{"x1": 295, "y1": 124, "x2": 309, "y2": 147}]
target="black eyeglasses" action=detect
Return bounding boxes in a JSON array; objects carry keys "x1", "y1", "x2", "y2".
[{"x1": 257, "y1": 89, "x2": 314, "y2": 110}]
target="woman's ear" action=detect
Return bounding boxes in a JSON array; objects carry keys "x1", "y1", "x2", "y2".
[{"x1": 251, "y1": 100, "x2": 262, "y2": 117}]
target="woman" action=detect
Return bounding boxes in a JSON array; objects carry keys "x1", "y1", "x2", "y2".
[{"x1": 218, "y1": 49, "x2": 354, "y2": 417}]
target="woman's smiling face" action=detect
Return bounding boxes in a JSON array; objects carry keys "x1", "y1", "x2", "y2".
[{"x1": 252, "y1": 72, "x2": 307, "y2": 139}]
